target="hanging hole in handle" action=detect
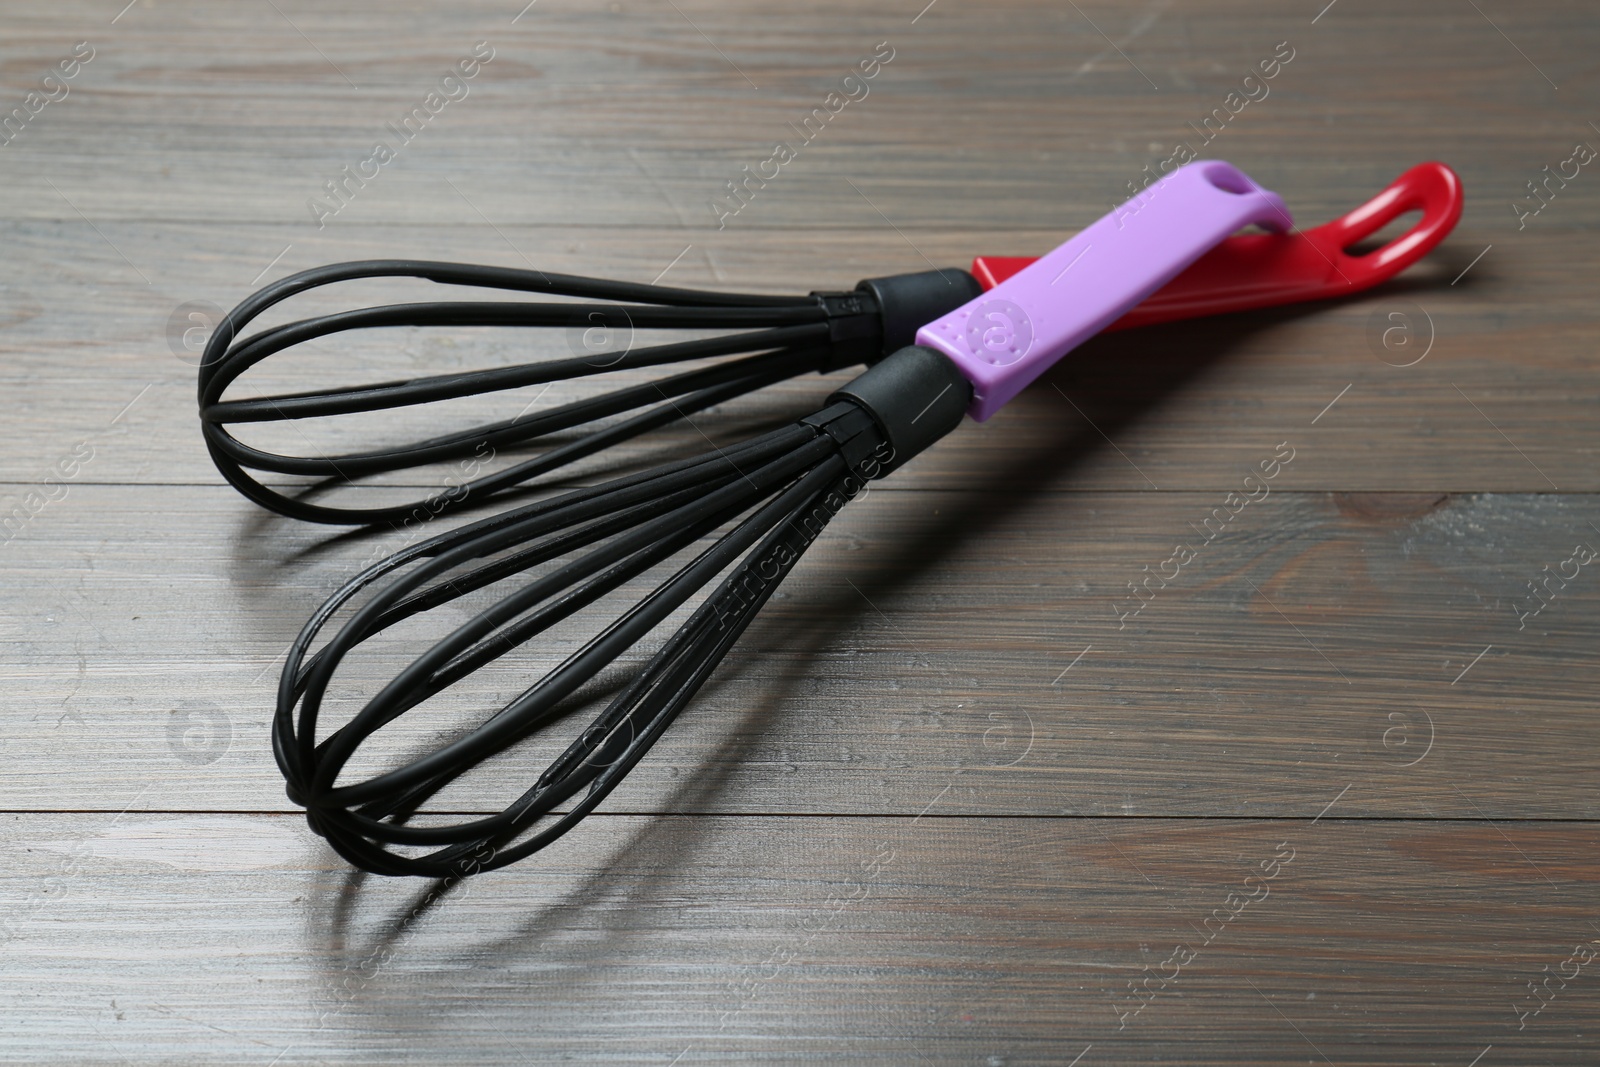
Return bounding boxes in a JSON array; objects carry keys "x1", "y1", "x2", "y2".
[
  {"x1": 1200, "y1": 162, "x2": 1255, "y2": 195},
  {"x1": 1343, "y1": 209, "x2": 1423, "y2": 257}
]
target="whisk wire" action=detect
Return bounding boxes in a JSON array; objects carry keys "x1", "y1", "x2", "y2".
[
  {"x1": 273, "y1": 399, "x2": 891, "y2": 877},
  {"x1": 199, "y1": 259, "x2": 974, "y2": 526},
  {"x1": 201, "y1": 264, "x2": 854, "y2": 522}
]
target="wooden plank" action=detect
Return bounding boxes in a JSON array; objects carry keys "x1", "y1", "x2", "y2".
[
  {"x1": 2, "y1": 1, "x2": 1597, "y2": 232},
  {"x1": 3, "y1": 484, "x2": 1594, "y2": 817},
  {"x1": 0, "y1": 813, "x2": 1594, "y2": 1064}
]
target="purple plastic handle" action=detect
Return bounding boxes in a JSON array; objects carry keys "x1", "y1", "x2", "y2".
[{"x1": 915, "y1": 160, "x2": 1292, "y2": 421}]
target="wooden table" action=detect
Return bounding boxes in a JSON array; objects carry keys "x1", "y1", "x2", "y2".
[{"x1": 2, "y1": 1, "x2": 1595, "y2": 1062}]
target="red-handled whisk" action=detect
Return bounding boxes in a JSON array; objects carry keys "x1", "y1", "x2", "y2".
[{"x1": 199, "y1": 164, "x2": 1460, "y2": 528}]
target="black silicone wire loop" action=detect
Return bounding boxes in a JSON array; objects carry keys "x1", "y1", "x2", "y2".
[
  {"x1": 274, "y1": 405, "x2": 887, "y2": 877},
  {"x1": 205, "y1": 262, "x2": 984, "y2": 877},
  {"x1": 197, "y1": 259, "x2": 874, "y2": 527}
]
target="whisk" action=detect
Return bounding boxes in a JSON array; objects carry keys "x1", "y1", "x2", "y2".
[
  {"x1": 196, "y1": 262, "x2": 977, "y2": 526},
  {"x1": 199, "y1": 162, "x2": 1461, "y2": 529},
  {"x1": 272, "y1": 160, "x2": 1333, "y2": 876}
]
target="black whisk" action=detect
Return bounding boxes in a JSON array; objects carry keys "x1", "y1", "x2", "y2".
[
  {"x1": 197, "y1": 260, "x2": 977, "y2": 526},
  {"x1": 275, "y1": 347, "x2": 967, "y2": 876}
]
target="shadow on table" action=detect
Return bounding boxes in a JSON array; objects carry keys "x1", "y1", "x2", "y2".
[{"x1": 286, "y1": 308, "x2": 1317, "y2": 1017}]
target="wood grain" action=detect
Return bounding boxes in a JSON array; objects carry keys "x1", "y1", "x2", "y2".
[
  {"x1": 1, "y1": 814, "x2": 1596, "y2": 1065},
  {"x1": 1, "y1": 0, "x2": 1597, "y2": 1062},
  {"x1": 3, "y1": 484, "x2": 1597, "y2": 820}
]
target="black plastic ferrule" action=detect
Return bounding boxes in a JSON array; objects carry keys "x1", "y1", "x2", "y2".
[
  {"x1": 809, "y1": 268, "x2": 979, "y2": 373},
  {"x1": 828, "y1": 344, "x2": 972, "y2": 475},
  {"x1": 855, "y1": 268, "x2": 982, "y2": 358}
]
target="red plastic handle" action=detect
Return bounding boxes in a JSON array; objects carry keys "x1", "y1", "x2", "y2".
[{"x1": 971, "y1": 162, "x2": 1463, "y2": 331}]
